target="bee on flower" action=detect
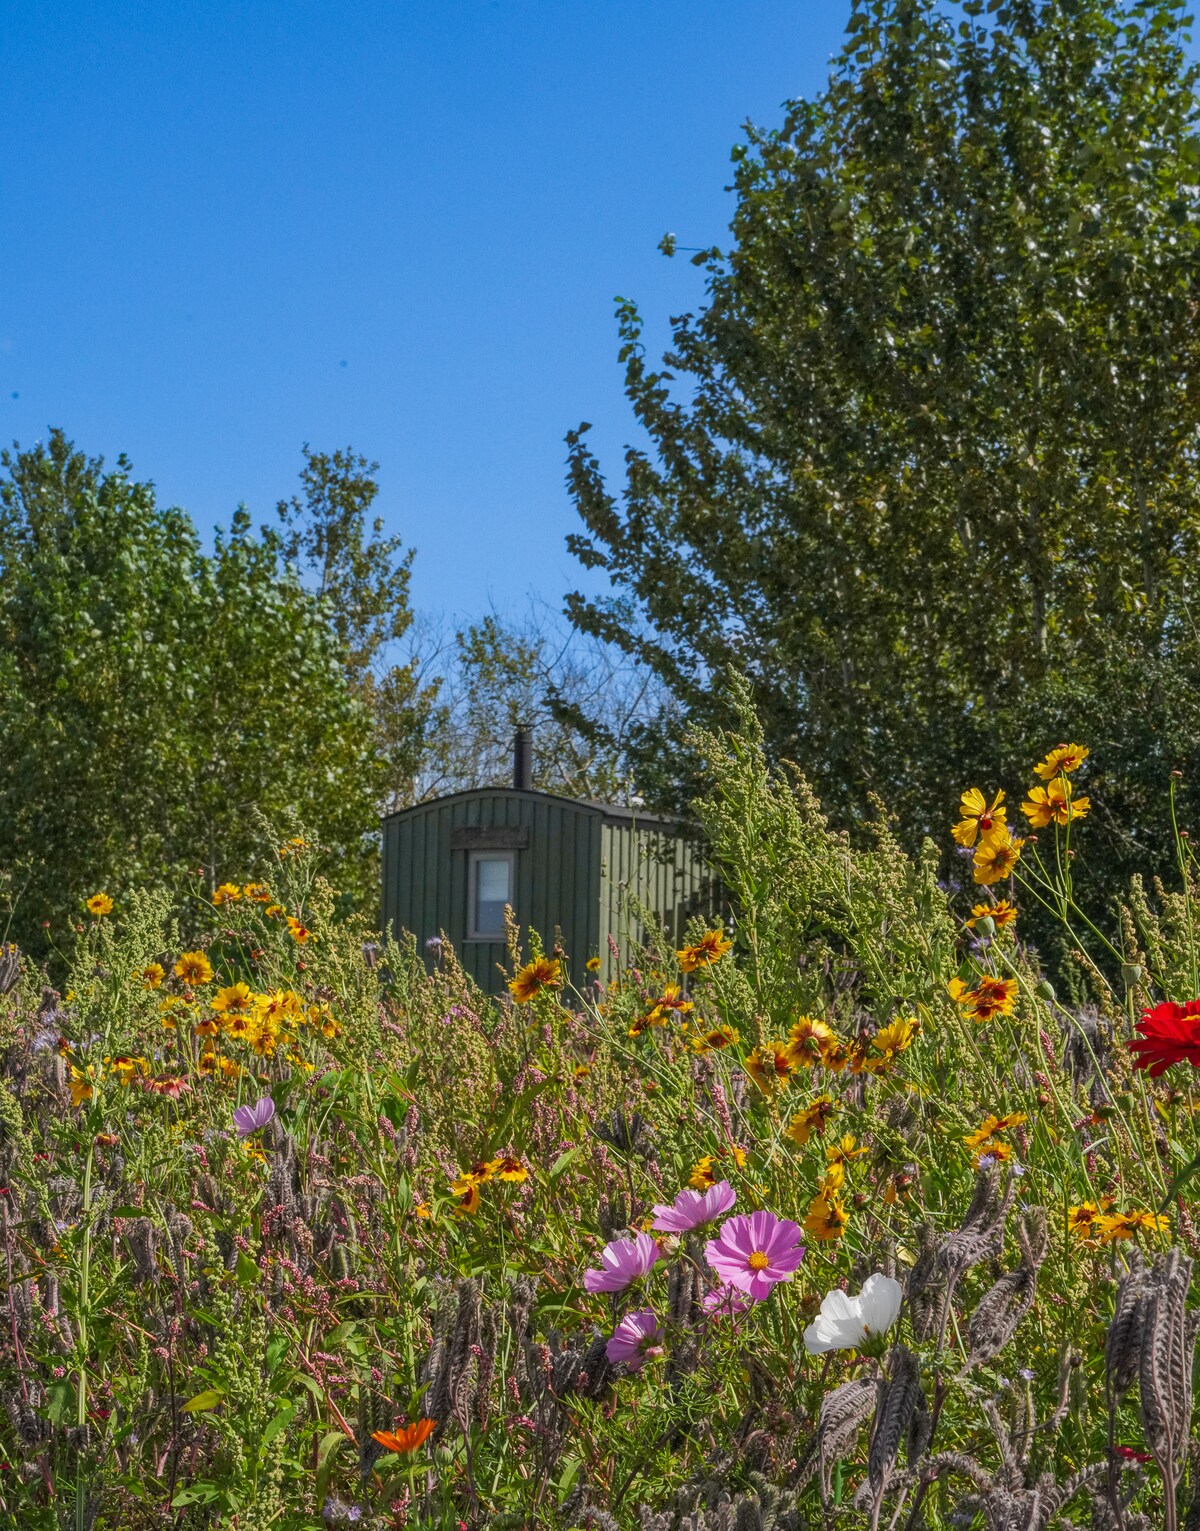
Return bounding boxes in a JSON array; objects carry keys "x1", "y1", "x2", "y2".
[
  {"x1": 212, "y1": 883, "x2": 242, "y2": 907},
  {"x1": 803, "y1": 1190, "x2": 849, "y2": 1242}
]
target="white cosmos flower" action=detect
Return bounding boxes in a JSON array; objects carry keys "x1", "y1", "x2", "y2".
[{"x1": 803, "y1": 1272, "x2": 903, "y2": 1355}]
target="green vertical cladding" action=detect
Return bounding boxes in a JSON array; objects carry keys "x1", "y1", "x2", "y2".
[{"x1": 381, "y1": 789, "x2": 715, "y2": 995}]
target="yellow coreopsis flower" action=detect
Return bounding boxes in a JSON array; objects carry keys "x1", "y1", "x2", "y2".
[
  {"x1": 871, "y1": 1017, "x2": 919, "y2": 1064},
  {"x1": 803, "y1": 1191, "x2": 849, "y2": 1242},
  {"x1": 212, "y1": 983, "x2": 255, "y2": 1018},
  {"x1": 689, "y1": 1023, "x2": 739, "y2": 1054},
  {"x1": 968, "y1": 899, "x2": 1017, "y2": 931},
  {"x1": 1034, "y1": 743, "x2": 1088, "y2": 780},
  {"x1": 139, "y1": 962, "x2": 165, "y2": 990},
  {"x1": 1067, "y1": 1199, "x2": 1114, "y2": 1241},
  {"x1": 786, "y1": 1094, "x2": 839, "y2": 1146},
  {"x1": 1096, "y1": 1208, "x2": 1170, "y2": 1245},
  {"x1": 689, "y1": 1155, "x2": 717, "y2": 1190},
  {"x1": 1021, "y1": 778, "x2": 1091, "y2": 829},
  {"x1": 826, "y1": 1133, "x2": 868, "y2": 1167},
  {"x1": 963, "y1": 1111, "x2": 1027, "y2": 1150},
  {"x1": 508, "y1": 956, "x2": 562, "y2": 1003},
  {"x1": 585, "y1": 956, "x2": 602, "y2": 973},
  {"x1": 212, "y1": 882, "x2": 242, "y2": 907},
  {"x1": 85, "y1": 892, "x2": 114, "y2": 917},
  {"x1": 952, "y1": 788, "x2": 1007, "y2": 848},
  {"x1": 973, "y1": 828, "x2": 1023, "y2": 885},
  {"x1": 485, "y1": 1154, "x2": 529, "y2": 1183},
  {"x1": 286, "y1": 916, "x2": 314, "y2": 944},
  {"x1": 174, "y1": 950, "x2": 213, "y2": 986},
  {"x1": 677, "y1": 929, "x2": 732, "y2": 973}
]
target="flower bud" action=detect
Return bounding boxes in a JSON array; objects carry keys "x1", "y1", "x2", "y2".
[
  {"x1": 1035, "y1": 979, "x2": 1055, "y2": 1003},
  {"x1": 974, "y1": 915, "x2": 995, "y2": 939},
  {"x1": 1121, "y1": 963, "x2": 1143, "y2": 987}
]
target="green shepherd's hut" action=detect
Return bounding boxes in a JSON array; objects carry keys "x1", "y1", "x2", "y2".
[{"x1": 381, "y1": 728, "x2": 719, "y2": 992}]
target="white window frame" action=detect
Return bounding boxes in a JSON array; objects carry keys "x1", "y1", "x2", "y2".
[{"x1": 467, "y1": 850, "x2": 515, "y2": 941}]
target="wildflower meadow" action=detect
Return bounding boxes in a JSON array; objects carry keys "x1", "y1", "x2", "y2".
[{"x1": 3, "y1": 686, "x2": 1200, "y2": 1530}]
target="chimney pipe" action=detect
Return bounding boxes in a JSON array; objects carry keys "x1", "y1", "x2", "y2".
[{"x1": 513, "y1": 725, "x2": 533, "y2": 791}]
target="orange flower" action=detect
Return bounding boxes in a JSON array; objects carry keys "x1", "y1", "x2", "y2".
[
  {"x1": 950, "y1": 975, "x2": 1018, "y2": 1025},
  {"x1": 508, "y1": 957, "x2": 562, "y2": 1003},
  {"x1": 745, "y1": 1043, "x2": 796, "y2": 1095},
  {"x1": 677, "y1": 929, "x2": 732, "y2": 973},
  {"x1": 372, "y1": 1418, "x2": 437, "y2": 1455},
  {"x1": 786, "y1": 1015, "x2": 836, "y2": 1067}
]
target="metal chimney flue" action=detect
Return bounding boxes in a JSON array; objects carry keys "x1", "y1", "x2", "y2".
[{"x1": 513, "y1": 725, "x2": 533, "y2": 791}]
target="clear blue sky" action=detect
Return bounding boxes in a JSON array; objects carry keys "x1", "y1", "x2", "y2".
[{"x1": 3, "y1": 2, "x2": 848, "y2": 623}]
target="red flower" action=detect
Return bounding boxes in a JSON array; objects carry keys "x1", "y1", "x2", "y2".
[{"x1": 1129, "y1": 1000, "x2": 1200, "y2": 1077}]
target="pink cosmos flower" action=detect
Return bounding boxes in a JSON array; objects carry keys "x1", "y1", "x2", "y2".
[
  {"x1": 701, "y1": 1283, "x2": 752, "y2": 1320},
  {"x1": 582, "y1": 1231, "x2": 661, "y2": 1294},
  {"x1": 232, "y1": 1097, "x2": 276, "y2": 1137},
  {"x1": 705, "y1": 1209, "x2": 805, "y2": 1301},
  {"x1": 651, "y1": 1180, "x2": 736, "y2": 1233},
  {"x1": 605, "y1": 1308, "x2": 662, "y2": 1370}
]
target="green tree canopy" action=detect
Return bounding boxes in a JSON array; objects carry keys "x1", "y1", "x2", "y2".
[
  {"x1": 0, "y1": 431, "x2": 387, "y2": 953},
  {"x1": 567, "y1": 0, "x2": 1200, "y2": 893}
]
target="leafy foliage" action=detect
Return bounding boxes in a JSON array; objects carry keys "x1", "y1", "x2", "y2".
[
  {"x1": 0, "y1": 432, "x2": 386, "y2": 955},
  {"x1": 1, "y1": 707, "x2": 1198, "y2": 1528},
  {"x1": 566, "y1": 0, "x2": 1200, "y2": 905}
]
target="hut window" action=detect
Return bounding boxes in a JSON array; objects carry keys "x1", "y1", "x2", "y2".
[{"x1": 468, "y1": 852, "x2": 514, "y2": 940}]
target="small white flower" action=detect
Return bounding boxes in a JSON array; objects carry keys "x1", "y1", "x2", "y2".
[{"x1": 803, "y1": 1272, "x2": 903, "y2": 1355}]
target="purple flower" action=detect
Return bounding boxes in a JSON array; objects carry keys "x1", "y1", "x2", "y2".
[
  {"x1": 605, "y1": 1308, "x2": 662, "y2": 1370},
  {"x1": 651, "y1": 1180, "x2": 736, "y2": 1234},
  {"x1": 232, "y1": 1097, "x2": 275, "y2": 1137},
  {"x1": 582, "y1": 1232, "x2": 661, "y2": 1294},
  {"x1": 701, "y1": 1283, "x2": 752, "y2": 1320},
  {"x1": 705, "y1": 1210, "x2": 805, "y2": 1301}
]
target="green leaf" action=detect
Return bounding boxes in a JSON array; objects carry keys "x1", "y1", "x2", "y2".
[
  {"x1": 547, "y1": 1144, "x2": 583, "y2": 1181},
  {"x1": 181, "y1": 1389, "x2": 224, "y2": 1414}
]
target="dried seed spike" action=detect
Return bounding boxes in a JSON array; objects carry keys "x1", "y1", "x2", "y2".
[
  {"x1": 1139, "y1": 1250, "x2": 1195, "y2": 1527},
  {"x1": 869, "y1": 1345, "x2": 922, "y2": 1496},
  {"x1": 1106, "y1": 1254, "x2": 1151, "y2": 1406},
  {"x1": 962, "y1": 1265, "x2": 1036, "y2": 1372},
  {"x1": 816, "y1": 1376, "x2": 876, "y2": 1501}
]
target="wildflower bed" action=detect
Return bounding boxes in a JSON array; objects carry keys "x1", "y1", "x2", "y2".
[{"x1": 2, "y1": 698, "x2": 1200, "y2": 1529}]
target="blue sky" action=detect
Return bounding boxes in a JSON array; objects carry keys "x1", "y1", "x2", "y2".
[{"x1": 2, "y1": 2, "x2": 848, "y2": 623}]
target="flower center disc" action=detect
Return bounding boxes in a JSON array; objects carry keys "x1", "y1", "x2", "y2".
[{"x1": 747, "y1": 1251, "x2": 770, "y2": 1270}]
